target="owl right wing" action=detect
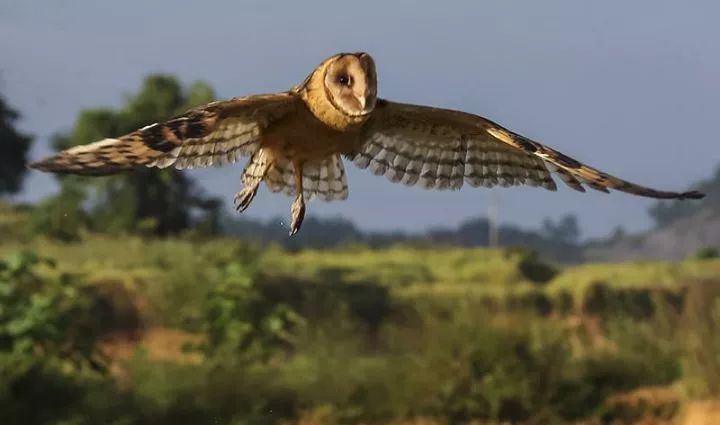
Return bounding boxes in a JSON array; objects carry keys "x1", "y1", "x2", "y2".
[
  {"x1": 29, "y1": 92, "x2": 300, "y2": 175},
  {"x1": 349, "y1": 99, "x2": 704, "y2": 200}
]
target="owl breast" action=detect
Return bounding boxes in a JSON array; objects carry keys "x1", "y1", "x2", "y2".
[{"x1": 261, "y1": 103, "x2": 363, "y2": 163}]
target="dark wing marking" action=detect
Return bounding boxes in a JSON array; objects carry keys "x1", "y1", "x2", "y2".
[{"x1": 29, "y1": 93, "x2": 299, "y2": 175}]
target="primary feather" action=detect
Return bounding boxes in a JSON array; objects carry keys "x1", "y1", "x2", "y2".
[
  {"x1": 29, "y1": 93, "x2": 297, "y2": 175},
  {"x1": 353, "y1": 99, "x2": 704, "y2": 200}
]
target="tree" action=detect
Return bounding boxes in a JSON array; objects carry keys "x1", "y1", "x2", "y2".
[
  {"x1": 0, "y1": 95, "x2": 33, "y2": 196},
  {"x1": 46, "y1": 75, "x2": 220, "y2": 236},
  {"x1": 541, "y1": 214, "x2": 581, "y2": 245}
]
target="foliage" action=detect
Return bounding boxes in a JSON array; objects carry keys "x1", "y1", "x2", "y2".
[
  {"x1": 44, "y1": 75, "x2": 220, "y2": 237},
  {"x1": 0, "y1": 94, "x2": 33, "y2": 196},
  {"x1": 0, "y1": 201, "x2": 33, "y2": 242},
  {"x1": 223, "y1": 213, "x2": 584, "y2": 262},
  {"x1": 0, "y1": 251, "x2": 106, "y2": 372},
  {"x1": 0, "y1": 251, "x2": 108, "y2": 424},
  {"x1": 693, "y1": 246, "x2": 720, "y2": 260},
  {"x1": 440, "y1": 323, "x2": 576, "y2": 424},
  {"x1": 516, "y1": 248, "x2": 559, "y2": 284},
  {"x1": 0, "y1": 235, "x2": 718, "y2": 424},
  {"x1": 29, "y1": 177, "x2": 90, "y2": 241},
  {"x1": 541, "y1": 213, "x2": 581, "y2": 246},
  {"x1": 199, "y1": 261, "x2": 303, "y2": 362},
  {"x1": 677, "y1": 280, "x2": 720, "y2": 398}
]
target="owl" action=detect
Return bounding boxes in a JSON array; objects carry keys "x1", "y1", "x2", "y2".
[{"x1": 30, "y1": 52, "x2": 704, "y2": 235}]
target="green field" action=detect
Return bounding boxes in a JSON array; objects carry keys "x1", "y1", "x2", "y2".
[{"x1": 2, "y1": 234, "x2": 719, "y2": 425}]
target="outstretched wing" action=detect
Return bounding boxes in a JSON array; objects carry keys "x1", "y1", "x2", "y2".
[
  {"x1": 29, "y1": 93, "x2": 299, "y2": 175},
  {"x1": 350, "y1": 99, "x2": 704, "y2": 200}
]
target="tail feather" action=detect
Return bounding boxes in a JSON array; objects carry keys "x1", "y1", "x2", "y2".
[{"x1": 265, "y1": 154, "x2": 348, "y2": 201}]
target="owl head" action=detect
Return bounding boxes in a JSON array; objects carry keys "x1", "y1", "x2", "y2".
[
  {"x1": 322, "y1": 52, "x2": 377, "y2": 117},
  {"x1": 297, "y1": 52, "x2": 378, "y2": 130}
]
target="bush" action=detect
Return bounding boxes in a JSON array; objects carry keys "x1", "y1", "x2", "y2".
[
  {"x1": 692, "y1": 246, "x2": 720, "y2": 260},
  {"x1": 439, "y1": 324, "x2": 581, "y2": 424},
  {"x1": 0, "y1": 251, "x2": 108, "y2": 424},
  {"x1": 198, "y1": 262, "x2": 303, "y2": 362},
  {"x1": 582, "y1": 282, "x2": 657, "y2": 319},
  {"x1": 517, "y1": 249, "x2": 559, "y2": 284},
  {"x1": 260, "y1": 276, "x2": 396, "y2": 335},
  {"x1": 678, "y1": 280, "x2": 720, "y2": 398},
  {"x1": 29, "y1": 180, "x2": 90, "y2": 242}
]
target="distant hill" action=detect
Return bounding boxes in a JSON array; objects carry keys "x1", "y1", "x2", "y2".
[
  {"x1": 584, "y1": 166, "x2": 720, "y2": 262},
  {"x1": 648, "y1": 166, "x2": 720, "y2": 227},
  {"x1": 584, "y1": 207, "x2": 720, "y2": 261}
]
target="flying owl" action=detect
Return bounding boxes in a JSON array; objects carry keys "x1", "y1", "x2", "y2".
[{"x1": 30, "y1": 52, "x2": 704, "y2": 235}]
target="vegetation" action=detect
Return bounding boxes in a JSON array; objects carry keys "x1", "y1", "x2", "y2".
[
  {"x1": 1, "y1": 224, "x2": 719, "y2": 424},
  {"x1": 0, "y1": 95, "x2": 33, "y2": 197},
  {"x1": 3, "y1": 72, "x2": 719, "y2": 424},
  {"x1": 223, "y1": 213, "x2": 585, "y2": 262},
  {"x1": 38, "y1": 75, "x2": 220, "y2": 238}
]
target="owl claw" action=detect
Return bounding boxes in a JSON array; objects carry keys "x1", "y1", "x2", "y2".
[
  {"x1": 289, "y1": 194, "x2": 305, "y2": 236},
  {"x1": 234, "y1": 185, "x2": 258, "y2": 213}
]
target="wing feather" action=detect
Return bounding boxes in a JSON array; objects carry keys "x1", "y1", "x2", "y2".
[
  {"x1": 29, "y1": 93, "x2": 298, "y2": 175},
  {"x1": 351, "y1": 99, "x2": 703, "y2": 200}
]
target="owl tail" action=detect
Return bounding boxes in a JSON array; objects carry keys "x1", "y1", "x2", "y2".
[{"x1": 263, "y1": 154, "x2": 348, "y2": 201}]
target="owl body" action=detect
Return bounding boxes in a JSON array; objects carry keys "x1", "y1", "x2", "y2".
[
  {"x1": 261, "y1": 99, "x2": 362, "y2": 163},
  {"x1": 29, "y1": 52, "x2": 704, "y2": 235}
]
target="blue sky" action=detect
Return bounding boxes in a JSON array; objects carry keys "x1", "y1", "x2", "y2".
[{"x1": 1, "y1": 0, "x2": 717, "y2": 238}]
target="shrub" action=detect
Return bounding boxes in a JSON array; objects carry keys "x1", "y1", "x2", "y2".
[
  {"x1": 582, "y1": 281, "x2": 657, "y2": 319},
  {"x1": 29, "y1": 180, "x2": 90, "y2": 242},
  {"x1": 678, "y1": 280, "x2": 720, "y2": 398},
  {"x1": 198, "y1": 262, "x2": 303, "y2": 362},
  {"x1": 439, "y1": 324, "x2": 582, "y2": 424},
  {"x1": 692, "y1": 246, "x2": 720, "y2": 260},
  {"x1": 0, "y1": 251, "x2": 108, "y2": 423},
  {"x1": 517, "y1": 249, "x2": 559, "y2": 284}
]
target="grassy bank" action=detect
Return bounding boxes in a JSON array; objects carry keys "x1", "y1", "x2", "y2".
[{"x1": 1, "y1": 236, "x2": 719, "y2": 424}]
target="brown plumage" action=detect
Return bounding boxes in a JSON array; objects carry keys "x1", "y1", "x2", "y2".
[{"x1": 29, "y1": 52, "x2": 705, "y2": 235}]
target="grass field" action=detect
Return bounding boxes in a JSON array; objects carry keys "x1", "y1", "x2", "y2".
[{"x1": 1, "y1": 234, "x2": 719, "y2": 425}]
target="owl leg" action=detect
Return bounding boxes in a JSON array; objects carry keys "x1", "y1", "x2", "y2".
[
  {"x1": 234, "y1": 184, "x2": 259, "y2": 213},
  {"x1": 234, "y1": 153, "x2": 273, "y2": 213},
  {"x1": 289, "y1": 162, "x2": 306, "y2": 236}
]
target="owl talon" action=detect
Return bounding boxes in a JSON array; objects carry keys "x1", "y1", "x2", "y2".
[
  {"x1": 289, "y1": 194, "x2": 305, "y2": 236},
  {"x1": 234, "y1": 185, "x2": 258, "y2": 212}
]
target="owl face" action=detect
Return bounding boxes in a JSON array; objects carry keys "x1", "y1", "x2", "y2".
[{"x1": 323, "y1": 52, "x2": 377, "y2": 117}]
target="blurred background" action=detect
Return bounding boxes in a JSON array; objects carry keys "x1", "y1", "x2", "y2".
[{"x1": 1, "y1": 1, "x2": 719, "y2": 424}]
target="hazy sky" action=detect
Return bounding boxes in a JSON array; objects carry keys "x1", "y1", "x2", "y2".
[{"x1": 1, "y1": 0, "x2": 718, "y2": 238}]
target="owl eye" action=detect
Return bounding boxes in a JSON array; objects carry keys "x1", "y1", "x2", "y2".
[{"x1": 336, "y1": 74, "x2": 352, "y2": 86}]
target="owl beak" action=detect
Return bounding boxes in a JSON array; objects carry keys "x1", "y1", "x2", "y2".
[{"x1": 357, "y1": 93, "x2": 374, "y2": 115}]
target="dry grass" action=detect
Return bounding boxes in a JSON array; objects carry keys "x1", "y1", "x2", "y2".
[
  {"x1": 681, "y1": 400, "x2": 720, "y2": 425},
  {"x1": 100, "y1": 327, "x2": 203, "y2": 388}
]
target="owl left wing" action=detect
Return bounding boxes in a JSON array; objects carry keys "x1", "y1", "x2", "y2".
[
  {"x1": 349, "y1": 99, "x2": 704, "y2": 200},
  {"x1": 29, "y1": 92, "x2": 299, "y2": 175}
]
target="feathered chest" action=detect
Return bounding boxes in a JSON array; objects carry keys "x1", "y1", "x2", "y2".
[{"x1": 260, "y1": 103, "x2": 365, "y2": 161}]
